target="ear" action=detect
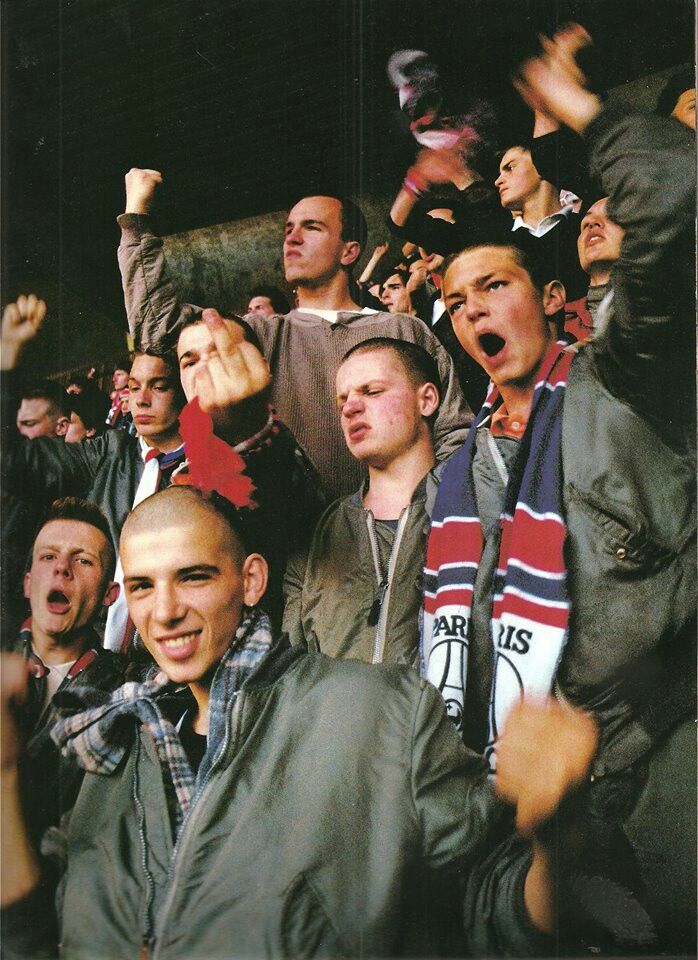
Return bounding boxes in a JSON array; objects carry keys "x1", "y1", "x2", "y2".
[
  {"x1": 23, "y1": 571, "x2": 31, "y2": 600},
  {"x1": 417, "y1": 382, "x2": 440, "y2": 419},
  {"x1": 542, "y1": 280, "x2": 566, "y2": 317},
  {"x1": 102, "y1": 581, "x2": 120, "y2": 609},
  {"x1": 340, "y1": 240, "x2": 361, "y2": 269},
  {"x1": 86, "y1": 427, "x2": 97, "y2": 438},
  {"x1": 241, "y1": 553, "x2": 268, "y2": 607},
  {"x1": 55, "y1": 416, "x2": 70, "y2": 438}
]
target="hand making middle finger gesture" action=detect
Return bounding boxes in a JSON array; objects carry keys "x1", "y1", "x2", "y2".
[{"x1": 193, "y1": 308, "x2": 272, "y2": 419}]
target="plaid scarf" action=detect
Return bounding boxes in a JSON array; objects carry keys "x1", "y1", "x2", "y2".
[
  {"x1": 51, "y1": 608, "x2": 274, "y2": 835},
  {"x1": 423, "y1": 342, "x2": 574, "y2": 771}
]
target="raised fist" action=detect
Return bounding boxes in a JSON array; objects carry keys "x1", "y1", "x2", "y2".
[
  {"x1": 124, "y1": 168, "x2": 163, "y2": 215},
  {"x1": 514, "y1": 25, "x2": 601, "y2": 134},
  {"x1": 495, "y1": 698, "x2": 598, "y2": 836},
  {"x1": 1, "y1": 294, "x2": 47, "y2": 371}
]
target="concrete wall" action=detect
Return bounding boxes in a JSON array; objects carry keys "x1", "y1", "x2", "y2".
[{"x1": 162, "y1": 192, "x2": 394, "y2": 316}]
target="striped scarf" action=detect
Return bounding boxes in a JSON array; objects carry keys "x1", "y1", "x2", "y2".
[
  {"x1": 51, "y1": 608, "x2": 273, "y2": 835},
  {"x1": 423, "y1": 342, "x2": 574, "y2": 771}
]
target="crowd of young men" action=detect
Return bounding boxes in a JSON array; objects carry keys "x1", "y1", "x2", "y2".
[{"x1": 1, "y1": 27, "x2": 695, "y2": 960}]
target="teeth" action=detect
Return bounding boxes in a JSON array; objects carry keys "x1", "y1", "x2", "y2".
[{"x1": 163, "y1": 633, "x2": 197, "y2": 649}]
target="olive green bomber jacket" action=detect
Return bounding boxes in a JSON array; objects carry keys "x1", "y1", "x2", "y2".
[{"x1": 3, "y1": 642, "x2": 542, "y2": 959}]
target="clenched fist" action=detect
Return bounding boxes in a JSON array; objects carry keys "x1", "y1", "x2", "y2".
[
  {"x1": 124, "y1": 167, "x2": 163, "y2": 215},
  {"x1": 1, "y1": 294, "x2": 47, "y2": 371},
  {"x1": 495, "y1": 698, "x2": 598, "y2": 836}
]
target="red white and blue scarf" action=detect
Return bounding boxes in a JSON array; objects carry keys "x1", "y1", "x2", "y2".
[{"x1": 423, "y1": 342, "x2": 574, "y2": 771}]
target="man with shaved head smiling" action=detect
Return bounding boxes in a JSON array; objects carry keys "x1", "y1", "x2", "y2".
[{"x1": 3, "y1": 483, "x2": 600, "y2": 958}]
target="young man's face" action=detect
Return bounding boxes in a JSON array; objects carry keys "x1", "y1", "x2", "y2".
[
  {"x1": 24, "y1": 520, "x2": 117, "y2": 642},
  {"x1": 177, "y1": 320, "x2": 244, "y2": 401},
  {"x1": 121, "y1": 510, "x2": 265, "y2": 687},
  {"x1": 283, "y1": 196, "x2": 359, "y2": 288},
  {"x1": 380, "y1": 274, "x2": 412, "y2": 314},
  {"x1": 444, "y1": 246, "x2": 557, "y2": 392},
  {"x1": 577, "y1": 197, "x2": 625, "y2": 276},
  {"x1": 64, "y1": 410, "x2": 95, "y2": 443},
  {"x1": 336, "y1": 349, "x2": 437, "y2": 469},
  {"x1": 247, "y1": 295, "x2": 275, "y2": 317},
  {"x1": 127, "y1": 354, "x2": 181, "y2": 445},
  {"x1": 16, "y1": 398, "x2": 67, "y2": 440},
  {"x1": 671, "y1": 87, "x2": 696, "y2": 130},
  {"x1": 495, "y1": 147, "x2": 541, "y2": 212},
  {"x1": 112, "y1": 368, "x2": 129, "y2": 391}
]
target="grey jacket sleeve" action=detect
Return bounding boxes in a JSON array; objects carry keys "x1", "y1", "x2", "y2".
[
  {"x1": 281, "y1": 548, "x2": 309, "y2": 647},
  {"x1": 410, "y1": 682, "x2": 547, "y2": 954},
  {"x1": 117, "y1": 213, "x2": 203, "y2": 352},
  {"x1": 585, "y1": 107, "x2": 695, "y2": 437}
]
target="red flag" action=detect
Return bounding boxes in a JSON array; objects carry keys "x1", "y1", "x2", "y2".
[{"x1": 177, "y1": 398, "x2": 257, "y2": 509}]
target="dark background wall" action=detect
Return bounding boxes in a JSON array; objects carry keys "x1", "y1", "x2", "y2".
[{"x1": 2, "y1": 0, "x2": 693, "y2": 374}]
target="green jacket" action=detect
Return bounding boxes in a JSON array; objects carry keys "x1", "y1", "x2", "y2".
[
  {"x1": 283, "y1": 470, "x2": 442, "y2": 667},
  {"x1": 4, "y1": 641, "x2": 541, "y2": 959}
]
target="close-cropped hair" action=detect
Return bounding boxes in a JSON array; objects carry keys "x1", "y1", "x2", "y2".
[
  {"x1": 337, "y1": 197, "x2": 369, "y2": 252},
  {"x1": 656, "y1": 65, "x2": 694, "y2": 116},
  {"x1": 133, "y1": 348, "x2": 187, "y2": 409},
  {"x1": 248, "y1": 284, "x2": 291, "y2": 315},
  {"x1": 376, "y1": 266, "x2": 410, "y2": 291},
  {"x1": 39, "y1": 497, "x2": 117, "y2": 580},
  {"x1": 20, "y1": 380, "x2": 69, "y2": 417},
  {"x1": 443, "y1": 240, "x2": 555, "y2": 293},
  {"x1": 341, "y1": 337, "x2": 441, "y2": 400},
  {"x1": 176, "y1": 313, "x2": 265, "y2": 356}
]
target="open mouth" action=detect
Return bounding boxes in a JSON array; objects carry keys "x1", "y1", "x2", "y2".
[
  {"x1": 479, "y1": 332, "x2": 506, "y2": 358},
  {"x1": 47, "y1": 589, "x2": 70, "y2": 614},
  {"x1": 157, "y1": 630, "x2": 201, "y2": 661}
]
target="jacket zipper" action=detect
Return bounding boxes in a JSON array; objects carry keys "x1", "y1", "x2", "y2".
[
  {"x1": 132, "y1": 736, "x2": 156, "y2": 955},
  {"x1": 366, "y1": 507, "x2": 411, "y2": 664},
  {"x1": 149, "y1": 690, "x2": 244, "y2": 959}
]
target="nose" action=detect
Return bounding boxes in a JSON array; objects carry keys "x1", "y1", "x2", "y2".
[
  {"x1": 152, "y1": 584, "x2": 185, "y2": 626},
  {"x1": 465, "y1": 291, "x2": 488, "y2": 322},
  {"x1": 136, "y1": 387, "x2": 151, "y2": 407},
  {"x1": 285, "y1": 225, "x2": 302, "y2": 246},
  {"x1": 494, "y1": 170, "x2": 504, "y2": 189},
  {"x1": 53, "y1": 555, "x2": 73, "y2": 580},
  {"x1": 583, "y1": 213, "x2": 602, "y2": 231},
  {"x1": 341, "y1": 393, "x2": 364, "y2": 419},
  {"x1": 380, "y1": 288, "x2": 391, "y2": 305}
]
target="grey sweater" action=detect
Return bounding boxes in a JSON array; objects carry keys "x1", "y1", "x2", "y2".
[{"x1": 116, "y1": 215, "x2": 472, "y2": 500}]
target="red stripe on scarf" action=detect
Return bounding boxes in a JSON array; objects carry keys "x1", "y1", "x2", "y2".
[{"x1": 492, "y1": 592, "x2": 569, "y2": 628}]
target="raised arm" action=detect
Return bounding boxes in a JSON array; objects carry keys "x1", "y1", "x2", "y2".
[
  {"x1": 1, "y1": 297, "x2": 110, "y2": 503},
  {"x1": 516, "y1": 27, "x2": 695, "y2": 429},
  {"x1": 117, "y1": 168, "x2": 204, "y2": 353}
]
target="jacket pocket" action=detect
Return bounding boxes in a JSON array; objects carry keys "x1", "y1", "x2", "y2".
[
  {"x1": 280, "y1": 872, "x2": 346, "y2": 958},
  {"x1": 565, "y1": 484, "x2": 673, "y2": 575}
]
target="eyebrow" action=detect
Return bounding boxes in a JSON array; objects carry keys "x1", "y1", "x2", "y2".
[
  {"x1": 177, "y1": 349, "x2": 199, "y2": 362},
  {"x1": 337, "y1": 379, "x2": 388, "y2": 399},
  {"x1": 37, "y1": 545, "x2": 100, "y2": 560},
  {"x1": 127, "y1": 376, "x2": 171, "y2": 387},
  {"x1": 124, "y1": 564, "x2": 221, "y2": 583},
  {"x1": 285, "y1": 218, "x2": 327, "y2": 229},
  {"x1": 444, "y1": 272, "x2": 498, "y2": 301}
]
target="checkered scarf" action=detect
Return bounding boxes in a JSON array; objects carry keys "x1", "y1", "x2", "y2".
[{"x1": 51, "y1": 608, "x2": 273, "y2": 835}]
